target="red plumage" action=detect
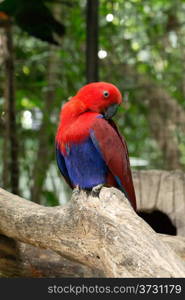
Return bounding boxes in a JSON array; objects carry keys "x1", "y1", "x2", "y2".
[{"x1": 91, "y1": 118, "x2": 137, "y2": 210}]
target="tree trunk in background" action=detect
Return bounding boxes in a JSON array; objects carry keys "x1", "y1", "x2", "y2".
[
  {"x1": 3, "y1": 24, "x2": 19, "y2": 194},
  {"x1": 2, "y1": 119, "x2": 9, "y2": 190},
  {"x1": 118, "y1": 64, "x2": 185, "y2": 170},
  {"x1": 138, "y1": 78, "x2": 185, "y2": 170},
  {"x1": 31, "y1": 47, "x2": 59, "y2": 204},
  {"x1": 86, "y1": 0, "x2": 99, "y2": 83},
  {"x1": 31, "y1": 5, "x2": 61, "y2": 204},
  {"x1": 0, "y1": 29, "x2": 9, "y2": 190},
  {"x1": 2, "y1": 31, "x2": 9, "y2": 190}
]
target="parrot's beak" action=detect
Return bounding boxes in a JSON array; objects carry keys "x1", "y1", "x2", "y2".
[{"x1": 103, "y1": 103, "x2": 119, "y2": 119}]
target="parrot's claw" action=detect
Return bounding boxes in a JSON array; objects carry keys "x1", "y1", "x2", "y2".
[
  {"x1": 91, "y1": 184, "x2": 104, "y2": 197},
  {"x1": 72, "y1": 185, "x2": 80, "y2": 197}
]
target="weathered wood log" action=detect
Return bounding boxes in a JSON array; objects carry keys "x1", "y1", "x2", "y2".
[
  {"x1": 18, "y1": 242, "x2": 100, "y2": 278},
  {"x1": 133, "y1": 170, "x2": 185, "y2": 236},
  {"x1": 159, "y1": 234, "x2": 185, "y2": 262},
  {"x1": 0, "y1": 235, "x2": 99, "y2": 278},
  {"x1": 0, "y1": 185, "x2": 185, "y2": 277},
  {"x1": 1, "y1": 235, "x2": 185, "y2": 278}
]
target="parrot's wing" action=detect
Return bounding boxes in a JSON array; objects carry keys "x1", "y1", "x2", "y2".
[
  {"x1": 56, "y1": 145, "x2": 73, "y2": 189},
  {"x1": 90, "y1": 117, "x2": 136, "y2": 210}
]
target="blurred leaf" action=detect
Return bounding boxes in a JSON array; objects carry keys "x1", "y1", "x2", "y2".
[{"x1": 42, "y1": 190, "x2": 59, "y2": 206}]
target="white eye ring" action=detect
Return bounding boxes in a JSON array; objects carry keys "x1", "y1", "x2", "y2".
[{"x1": 103, "y1": 90, "x2": 109, "y2": 98}]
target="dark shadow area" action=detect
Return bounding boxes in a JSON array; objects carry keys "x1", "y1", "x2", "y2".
[{"x1": 138, "y1": 210, "x2": 177, "y2": 235}]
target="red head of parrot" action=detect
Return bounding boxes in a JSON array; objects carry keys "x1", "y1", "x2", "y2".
[{"x1": 56, "y1": 82, "x2": 123, "y2": 146}]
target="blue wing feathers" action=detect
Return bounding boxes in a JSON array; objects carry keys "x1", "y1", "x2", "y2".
[
  {"x1": 56, "y1": 145, "x2": 73, "y2": 188},
  {"x1": 62, "y1": 138, "x2": 107, "y2": 189}
]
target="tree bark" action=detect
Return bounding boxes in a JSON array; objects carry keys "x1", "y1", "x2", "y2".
[
  {"x1": 119, "y1": 64, "x2": 185, "y2": 170},
  {"x1": 31, "y1": 47, "x2": 59, "y2": 203},
  {"x1": 0, "y1": 181, "x2": 185, "y2": 277},
  {"x1": 0, "y1": 234, "x2": 184, "y2": 278},
  {"x1": 138, "y1": 79, "x2": 185, "y2": 170},
  {"x1": 2, "y1": 74, "x2": 9, "y2": 190},
  {"x1": 31, "y1": 5, "x2": 61, "y2": 203},
  {"x1": 86, "y1": 0, "x2": 99, "y2": 83},
  {"x1": 0, "y1": 235, "x2": 99, "y2": 278},
  {"x1": 0, "y1": 29, "x2": 9, "y2": 190},
  {"x1": 133, "y1": 170, "x2": 185, "y2": 236},
  {"x1": 2, "y1": 24, "x2": 19, "y2": 194}
]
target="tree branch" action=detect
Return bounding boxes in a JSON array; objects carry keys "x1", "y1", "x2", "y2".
[{"x1": 0, "y1": 185, "x2": 185, "y2": 277}]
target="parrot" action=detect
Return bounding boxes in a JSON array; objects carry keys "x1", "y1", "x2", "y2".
[
  {"x1": 55, "y1": 82, "x2": 137, "y2": 210},
  {"x1": 0, "y1": 0, "x2": 65, "y2": 45}
]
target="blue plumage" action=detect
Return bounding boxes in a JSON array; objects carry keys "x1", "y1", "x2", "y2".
[
  {"x1": 56, "y1": 146, "x2": 70, "y2": 184},
  {"x1": 56, "y1": 137, "x2": 108, "y2": 189}
]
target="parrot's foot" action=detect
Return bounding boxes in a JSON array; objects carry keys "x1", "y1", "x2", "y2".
[
  {"x1": 91, "y1": 184, "x2": 104, "y2": 197},
  {"x1": 72, "y1": 185, "x2": 80, "y2": 198}
]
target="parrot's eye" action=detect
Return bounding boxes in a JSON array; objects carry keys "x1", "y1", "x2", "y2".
[{"x1": 103, "y1": 90, "x2": 109, "y2": 98}]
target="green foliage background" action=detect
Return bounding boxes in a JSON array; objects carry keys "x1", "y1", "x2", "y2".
[{"x1": 1, "y1": 0, "x2": 185, "y2": 205}]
